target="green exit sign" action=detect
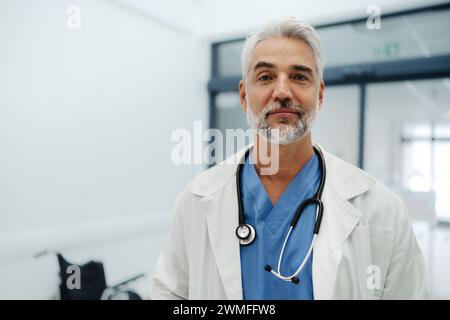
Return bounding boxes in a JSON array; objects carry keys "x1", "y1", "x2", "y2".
[{"x1": 375, "y1": 43, "x2": 400, "y2": 59}]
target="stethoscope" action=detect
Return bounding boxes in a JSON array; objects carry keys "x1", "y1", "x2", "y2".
[{"x1": 235, "y1": 145, "x2": 326, "y2": 284}]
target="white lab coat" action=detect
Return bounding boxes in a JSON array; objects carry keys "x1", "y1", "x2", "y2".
[{"x1": 151, "y1": 145, "x2": 428, "y2": 300}]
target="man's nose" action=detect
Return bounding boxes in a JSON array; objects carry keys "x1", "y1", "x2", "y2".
[{"x1": 272, "y1": 75, "x2": 293, "y2": 102}]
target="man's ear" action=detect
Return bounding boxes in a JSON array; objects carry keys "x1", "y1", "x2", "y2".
[
  {"x1": 318, "y1": 80, "x2": 324, "y2": 109},
  {"x1": 239, "y1": 80, "x2": 247, "y2": 112}
]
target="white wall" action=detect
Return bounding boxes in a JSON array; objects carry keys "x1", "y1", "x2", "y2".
[
  {"x1": 0, "y1": 0, "x2": 208, "y2": 298},
  {"x1": 313, "y1": 85, "x2": 360, "y2": 166},
  {"x1": 0, "y1": 0, "x2": 208, "y2": 234}
]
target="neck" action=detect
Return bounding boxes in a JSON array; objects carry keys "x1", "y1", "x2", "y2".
[{"x1": 252, "y1": 132, "x2": 314, "y2": 182}]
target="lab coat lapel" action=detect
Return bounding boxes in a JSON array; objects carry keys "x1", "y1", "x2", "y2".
[
  {"x1": 312, "y1": 149, "x2": 375, "y2": 299},
  {"x1": 202, "y1": 181, "x2": 243, "y2": 299},
  {"x1": 195, "y1": 150, "x2": 248, "y2": 300},
  {"x1": 312, "y1": 180, "x2": 360, "y2": 299}
]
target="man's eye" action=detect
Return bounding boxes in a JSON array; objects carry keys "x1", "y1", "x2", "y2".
[
  {"x1": 292, "y1": 74, "x2": 307, "y2": 81},
  {"x1": 258, "y1": 75, "x2": 272, "y2": 81}
]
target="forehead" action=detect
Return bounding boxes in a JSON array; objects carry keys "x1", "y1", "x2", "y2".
[{"x1": 251, "y1": 36, "x2": 316, "y2": 71}]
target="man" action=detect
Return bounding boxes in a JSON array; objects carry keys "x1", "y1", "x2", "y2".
[{"x1": 151, "y1": 18, "x2": 428, "y2": 300}]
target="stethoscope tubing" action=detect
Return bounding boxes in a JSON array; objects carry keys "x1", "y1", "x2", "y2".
[{"x1": 236, "y1": 145, "x2": 326, "y2": 284}]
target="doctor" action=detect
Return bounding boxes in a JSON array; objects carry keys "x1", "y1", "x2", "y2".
[{"x1": 151, "y1": 18, "x2": 428, "y2": 300}]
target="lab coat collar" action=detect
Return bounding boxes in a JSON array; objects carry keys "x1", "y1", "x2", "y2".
[
  {"x1": 191, "y1": 144, "x2": 375, "y2": 201},
  {"x1": 191, "y1": 144, "x2": 376, "y2": 299}
]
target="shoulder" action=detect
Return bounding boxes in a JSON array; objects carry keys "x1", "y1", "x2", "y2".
[
  {"x1": 173, "y1": 150, "x2": 245, "y2": 218},
  {"x1": 176, "y1": 148, "x2": 246, "y2": 200},
  {"x1": 323, "y1": 149, "x2": 406, "y2": 228},
  {"x1": 355, "y1": 179, "x2": 407, "y2": 228}
]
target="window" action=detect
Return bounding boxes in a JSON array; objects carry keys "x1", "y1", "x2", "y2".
[{"x1": 402, "y1": 121, "x2": 450, "y2": 220}]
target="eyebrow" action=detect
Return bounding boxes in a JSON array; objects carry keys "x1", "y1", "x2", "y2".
[
  {"x1": 291, "y1": 64, "x2": 313, "y2": 76},
  {"x1": 253, "y1": 61, "x2": 275, "y2": 72},
  {"x1": 253, "y1": 61, "x2": 314, "y2": 76}
]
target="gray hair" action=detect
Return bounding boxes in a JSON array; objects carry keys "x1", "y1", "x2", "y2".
[{"x1": 241, "y1": 18, "x2": 323, "y2": 83}]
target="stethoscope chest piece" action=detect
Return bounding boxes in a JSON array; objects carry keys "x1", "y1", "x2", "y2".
[
  {"x1": 236, "y1": 224, "x2": 256, "y2": 245},
  {"x1": 235, "y1": 145, "x2": 327, "y2": 284}
]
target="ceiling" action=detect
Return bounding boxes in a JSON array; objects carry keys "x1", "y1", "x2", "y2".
[{"x1": 114, "y1": 0, "x2": 448, "y2": 40}]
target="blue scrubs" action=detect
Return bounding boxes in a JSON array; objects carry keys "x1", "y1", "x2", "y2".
[{"x1": 239, "y1": 149, "x2": 321, "y2": 300}]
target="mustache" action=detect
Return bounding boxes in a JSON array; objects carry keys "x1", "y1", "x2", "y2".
[{"x1": 262, "y1": 101, "x2": 306, "y2": 118}]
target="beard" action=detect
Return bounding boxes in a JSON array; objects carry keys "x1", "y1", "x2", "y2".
[{"x1": 246, "y1": 98, "x2": 319, "y2": 145}]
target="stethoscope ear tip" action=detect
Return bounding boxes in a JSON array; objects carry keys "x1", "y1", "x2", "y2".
[{"x1": 264, "y1": 264, "x2": 272, "y2": 272}]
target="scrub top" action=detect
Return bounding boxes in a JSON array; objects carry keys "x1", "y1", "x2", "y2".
[{"x1": 239, "y1": 148, "x2": 321, "y2": 300}]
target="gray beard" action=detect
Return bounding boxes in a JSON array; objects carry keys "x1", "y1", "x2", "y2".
[{"x1": 246, "y1": 100, "x2": 318, "y2": 145}]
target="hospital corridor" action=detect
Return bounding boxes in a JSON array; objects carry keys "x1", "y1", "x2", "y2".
[{"x1": 0, "y1": 0, "x2": 449, "y2": 301}]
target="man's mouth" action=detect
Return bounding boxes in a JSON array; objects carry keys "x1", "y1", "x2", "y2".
[{"x1": 267, "y1": 108, "x2": 300, "y2": 118}]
